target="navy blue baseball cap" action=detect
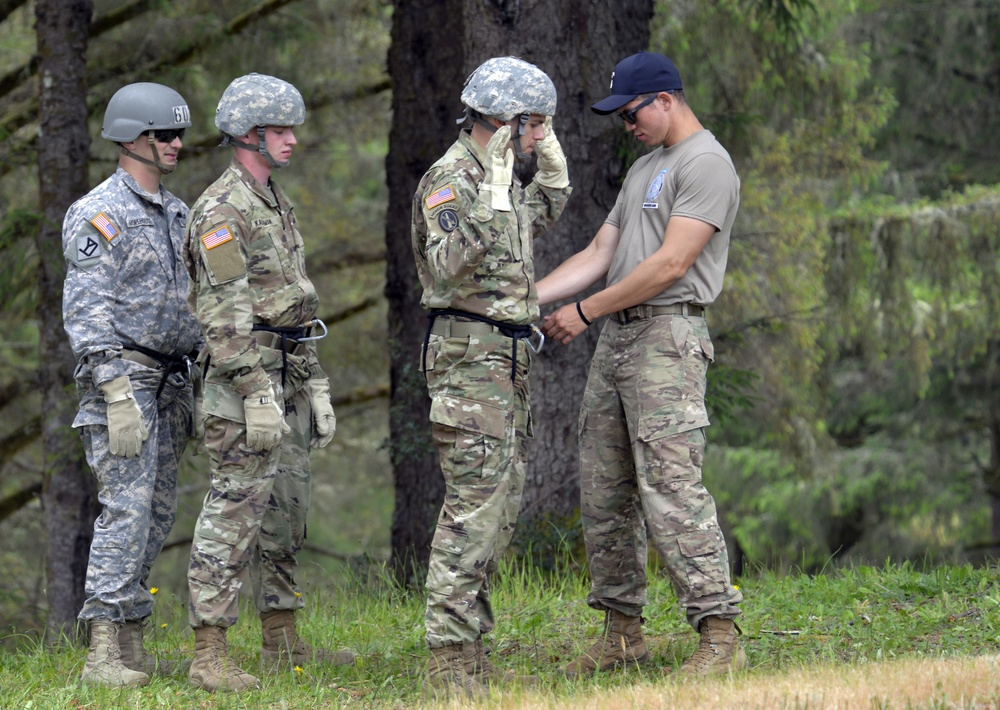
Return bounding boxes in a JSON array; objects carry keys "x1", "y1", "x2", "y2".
[{"x1": 591, "y1": 52, "x2": 683, "y2": 115}]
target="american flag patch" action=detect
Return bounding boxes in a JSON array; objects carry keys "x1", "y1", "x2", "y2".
[
  {"x1": 201, "y1": 225, "x2": 234, "y2": 250},
  {"x1": 426, "y1": 186, "x2": 455, "y2": 209},
  {"x1": 90, "y1": 212, "x2": 118, "y2": 241}
]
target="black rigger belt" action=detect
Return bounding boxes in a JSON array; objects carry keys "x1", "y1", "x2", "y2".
[
  {"x1": 423, "y1": 308, "x2": 544, "y2": 381},
  {"x1": 121, "y1": 344, "x2": 195, "y2": 399}
]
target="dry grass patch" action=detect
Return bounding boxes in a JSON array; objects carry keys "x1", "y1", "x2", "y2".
[{"x1": 485, "y1": 655, "x2": 1000, "y2": 709}]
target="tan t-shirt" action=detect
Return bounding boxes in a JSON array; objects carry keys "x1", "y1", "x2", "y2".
[{"x1": 605, "y1": 129, "x2": 739, "y2": 306}]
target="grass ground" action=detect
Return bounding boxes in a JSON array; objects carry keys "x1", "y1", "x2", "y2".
[{"x1": 2, "y1": 558, "x2": 999, "y2": 708}]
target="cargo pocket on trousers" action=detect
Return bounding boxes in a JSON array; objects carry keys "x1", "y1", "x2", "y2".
[
  {"x1": 429, "y1": 395, "x2": 507, "y2": 440},
  {"x1": 427, "y1": 523, "x2": 470, "y2": 598},
  {"x1": 676, "y1": 529, "x2": 729, "y2": 598},
  {"x1": 190, "y1": 514, "x2": 244, "y2": 581}
]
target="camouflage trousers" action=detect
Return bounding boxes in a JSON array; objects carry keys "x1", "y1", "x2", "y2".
[
  {"x1": 188, "y1": 383, "x2": 312, "y2": 628},
  {"x1": 78, "y1": 371, "x2": 193, "y2": 623},
  {"x1": 579, "y1": 314, "x2": 742, "y2": 631},
  {"x1": 421, "y1": 330, "x2": 531, "y2": 648}
]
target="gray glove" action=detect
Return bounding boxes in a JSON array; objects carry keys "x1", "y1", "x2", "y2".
[
  {"x1": 307, "y1": 378, "x2": 337, "y2": 448},
  {"x1": 100, "y1": 375, "x2": 149, "y2": 458},
  {"x1": 243, "y1": 382, "x2": 290, "y2": 452},
  {"x1": 480, "y1": 125, "x2": 513, "y2": 211},
  {"x1": 535, "y1": 116, "x2": 569, "y2": 189}
]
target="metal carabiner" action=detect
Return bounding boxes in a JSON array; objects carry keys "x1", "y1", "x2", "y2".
[
  {"x1": 526, "y1": 323, "x2": 545, "y2": 354},
  {"x1": 295, "y1": 318, "x2": 329, "y2": 342}
]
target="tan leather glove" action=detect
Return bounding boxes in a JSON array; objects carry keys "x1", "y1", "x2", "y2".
[
  {"x1": 535, "y1": 116, "x2": 569, "y2": 189},
  {"x1": 307, "y1": 378, "x2": 337, "y2": 448},
  {"x1": 99, "y1": 375, "x2": 149, "y2": 458},
  {"x1": 480, "y1": 125, "x2": 513, "y2": 211},
  {"x1": 243, "y1": 383, "x2": 290, "y2": 452}
]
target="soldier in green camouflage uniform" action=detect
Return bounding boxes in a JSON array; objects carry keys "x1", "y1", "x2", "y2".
[
  {"x1": 62, "y1": 83, "x2": 198, "y2": 688},
  {"x1": 538, "y1": 52, "x2": 747, "y2": 677},
  {"x1": 183, "y1": 73, "x2": 352, "y2": 694},
  {"x1": 412, "y1": 56, "x2": 572, "y2": 698}
]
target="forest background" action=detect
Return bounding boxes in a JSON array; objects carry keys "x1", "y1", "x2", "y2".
[{"x1": 1, "y1": 0, "x2": 999, "y2": 644}]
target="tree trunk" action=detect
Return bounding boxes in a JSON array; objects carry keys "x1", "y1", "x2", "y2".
[
  {"x1": 34, "y1": 0, "x2": 97, "y2": 642},
  {"x1": 386, "y1": 0, "x2": 653, "y2": 584}
]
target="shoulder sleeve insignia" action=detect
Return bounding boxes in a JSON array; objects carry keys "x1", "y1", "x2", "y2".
[
  {"x1": 426, "y1": 185, "x2": 456, "y2": 210},
  {"x1": 201, "y1": 225, "x2": 234, "y2": 250},
  {"x1": 198, "y1": 223, "x2": 245, "y2": 285},
  {"x1": 89, "y1": 212, "x2": 119, "y2": 241},
  {"x1": 437, "y1": 209, "x2": 459, "y2": 232}
]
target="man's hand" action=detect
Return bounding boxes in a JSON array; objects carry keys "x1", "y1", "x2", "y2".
[
  {"x1": 535, "y1": 116, "x2": 569, "y2": 189},
  {"x1": 100, "y1": 375, "x2": 149, "y2": 458},
  {"x1": 542, "y1": 302, "x2": 591, "y2": 345},
  {"x1": 480, "y1": 125, "x2": 513, "y2": 211},
  {"x1": 307, "y1": 378, "x2": 337, "y2": 449},
  {"x1": 243, "y1": 382, "x2": 289, "y2": 452}
]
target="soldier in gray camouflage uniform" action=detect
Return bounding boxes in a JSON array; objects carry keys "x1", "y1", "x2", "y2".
[
  {"x1": 183, "y1": 73, "x2": 353, "y2": 694},
  {"x1": 412, "y1": 56, "x2": 572, "y2": 698},
  {"x1": 62, "y1": 82, "x2": 200, "y2": 688},
  {"x1": 538, "y1": 52, "x2": 747, "y2": 677}
]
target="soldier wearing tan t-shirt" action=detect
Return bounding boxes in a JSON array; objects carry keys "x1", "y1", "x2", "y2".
[{"x1": 537, "y1": 51, "x2": 747, "y2": 678}]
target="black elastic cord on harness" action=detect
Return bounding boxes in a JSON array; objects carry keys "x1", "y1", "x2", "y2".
[
  {"x1": 251, "y1": 323, "x2": 312, "y2": 386},
  {"x1": 126, "y1": 343, "x2": 192, "y2": 399},
  {"x1": 423, "y1": 308, "x2": 534, "y2": 381}
]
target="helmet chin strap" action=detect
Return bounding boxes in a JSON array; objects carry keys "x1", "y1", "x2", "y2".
[
  {"x1": 473, "y1": 112, "x2": 531, "y2": 162},
  {"x1": 226, "y1": 127, "x2": 289, "y2": 168},
  {"x1": 120, "y1": 136, "x2": 175, "y2": 175}
]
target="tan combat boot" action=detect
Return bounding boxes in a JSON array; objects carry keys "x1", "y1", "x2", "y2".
[
  {"x1": 463, "y1": 637, "x2": 537, "y2": 686},
  {"x1": 426, "y1": 643, "x2": 487, "y2": 700},
  {"x1": 189, "y1": 625, "x2": 259, "y2": 693},
  {"x1": 260, "y1": 609, "x2": 356, "y2": 671},
  {"x1": 81, "y1": 620, "x2": 150, "y2": 687},
  {"x1": 118, "y1": 619, "x2": 183, "y2": 676},
  {"x1": 677, "y1": 616, "x2": 748, "y2": 676},
  {"x1": 561, "y1": 609, "x2": 650, "y2": 678}
]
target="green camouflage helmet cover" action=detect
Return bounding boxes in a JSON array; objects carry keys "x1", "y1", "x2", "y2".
[
  {"x1": 101, "y1": 82, "x2": 191, "y2": 142},
  {"x1": 215, "y1": 73, "x2": 305, "y2": 137},
  {"x1": 461, "y1": 57, "x2": 557, "y2": 120}
]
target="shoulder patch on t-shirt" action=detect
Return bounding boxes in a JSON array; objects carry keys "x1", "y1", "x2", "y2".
[
  {"x1": 89, "y1": 212, "x2": 119, "y2": 241},
  {"x1": 643, "y1": 169, "x2": 669, "y2": 209},
  {"x1": 426, "y1": 185, "x2": 456, "y2": 210}
]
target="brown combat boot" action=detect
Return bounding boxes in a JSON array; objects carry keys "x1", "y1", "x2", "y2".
[
  {"x1": 561, "y1": 609, "x2": 650, "y2": 678},
  {"x1": 81, "y1": 620, "x2": 150, "y2": 687},
  {"x1": 426, "y1": 643, "x2": 487, "y2": 700},
  {"x1": 118, "y1": 619, "x2": 185, "y2": 676},
  {"x1": 189, "y1": 625, "x2": 259, "y2": 693},
  {"x1": 677, "y1": 616, "x2": 748, "y2": 676},
  {"x1": 462, "y1": 637, "x2": 537, "y2": 686},
  {"x1": 260, "y1": 609, "x2": 356, "y2": 671}
]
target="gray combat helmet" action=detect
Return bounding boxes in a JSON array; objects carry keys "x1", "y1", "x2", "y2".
[
  {"x1": 216, "y1": 73, "x2": 304, "y2": 168},
  {"x1": 215, "y1": 73, "x2": 305, "y2": 137},
  {"x1": 101, "y1": 82, "x2": 191, "y2": 142},
  {"x1": 461, "y1": 56, "x2": 557, "y2": 120}
]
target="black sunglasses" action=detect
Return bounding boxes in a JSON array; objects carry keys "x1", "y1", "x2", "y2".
[
  {"x1": 617, "y1": 95, "x2": 658, "y2": 125},
  {"x1": 150, "y1": 128, "x2": 186, "y2": 143}
]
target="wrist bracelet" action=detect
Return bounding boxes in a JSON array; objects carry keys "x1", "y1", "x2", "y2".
[{"x1": 576, "y1": 301, "x2": 593, "y2": 327}]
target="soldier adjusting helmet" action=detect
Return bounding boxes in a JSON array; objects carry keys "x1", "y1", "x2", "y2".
[{"x1": 461, "y1": 57, "x2": 557, "y2": 121}]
